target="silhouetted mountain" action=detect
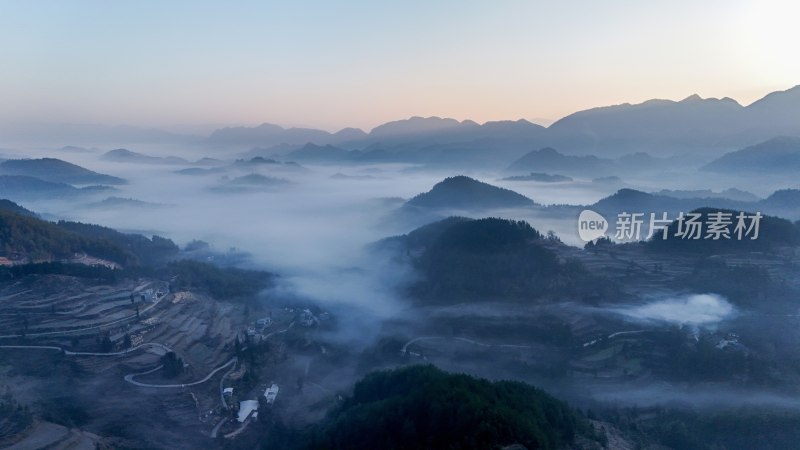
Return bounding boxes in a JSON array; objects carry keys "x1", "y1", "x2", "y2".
[
  {"x1": 285, "y1": 143, "x2": 352, "y2": 162},
  {"x1": 195, "y1": 157, "x2": 223, "y2": 166},
  {"x1": 0, "y1": 175, "x2": 115, "y2": 201},
  {"x1": 506, "y1": 147, "x2": 613, "y2": 175},
  {"x1": 406, "y1": 176, "x2": 535, "y2": 210},
  {"x1": 0, "y1": 158, "x2": 126, "y2": 185},
  {"x1": 369, "y1": 116, "x2": 477, "y2": 138},
  {"x1": 203, "y1": 86, "x2": 800, "y2": 160},
  {"x1": 701, "y1": 136, "x2": 800, "y2": 174},
  {"x1": 591, "y1": 188, "x2": 746, "y2": 218},
  {"x1": 761, "y1": 189, "x2": 800, "y2": 208},
  {"x1": 238, "y1": 143, "x2": 301, "y2": 159},
  {"x1": 550, "y1": 86, "x2": 800, "y2": 155},
  {"x1": 758, "y1": 189, "x2": 800, "y2": 220},
  {"x1": 82, "y1": 197, "x2": 164, "y2": 209},
  {"x1": 211, "y1": 174, "x2": 290, "y2": 193},
  {"x1": 746, "y1": 85, "x2": 800, "y2": 136},
  {"x1": 102, "y1": 149, "x2": 189, "y2": 165},
  {"x1": 174, "y1": 167, "x2": 226, "y2": 176},
  {"x1": 501, "y1": 172, "x2": 573, "y2": 182},
  {"x1": 333, "y1": 127, "x2": 369, "y2": 141},
  {"x1": 654, "y1": 188, "x2": 760, "y2": 203},
  {"x1": 206, "y1": 122, "x2": 366, "y2": 147},
  {"x1": 589, "y1": 188, "x2": 800, "y2": 226}
]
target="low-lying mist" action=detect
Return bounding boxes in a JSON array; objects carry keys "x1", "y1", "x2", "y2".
[{"x1": 614, "y1": 293, "x2": 736, "y2": 326}]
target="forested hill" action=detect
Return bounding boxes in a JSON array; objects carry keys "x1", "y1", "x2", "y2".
[
  {"x1": 405, "y1": 176, "x2": 536, "y2": 210},
  {"x1": 381, "y1": 217, "x2": 618, "y2": 303},
  {"x1": 0, "y1": 199, "x2": 37, "y2": 217},
  {"x1": 57, "y1": 221, "x2": 179, "y2": 267},
  {"x1": 646, "y1": 207, "x2": 800, "y2": 254},
  {"x1": 0, "y1": 199, "x2": 179, "y2": 267},
  {"x1": 303, "y1": 365, "x2": 596, "y2": 450}
]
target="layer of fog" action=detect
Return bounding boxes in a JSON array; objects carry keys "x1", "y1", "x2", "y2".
[
  {"x1": 7, "y1": 145, "x2": 766, "y2": 327},
  {"x1": 612, "y1": 293, "x2": 737, "y2": 327},
  {"x1": 590, "y1": 382, "x2": 800, "y2": 411}
]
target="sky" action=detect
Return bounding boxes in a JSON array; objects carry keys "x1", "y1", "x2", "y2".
[{"x1": 1, "y1": 0, "x2": 799, "y2": 132}]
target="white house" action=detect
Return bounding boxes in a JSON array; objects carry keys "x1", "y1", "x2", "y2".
[
  {"x1": 237, "y1": 400, "x2": 259, "y2": 422},
  {"x1": 264, "y1": 384, "x2": 279, "y2": 404}
]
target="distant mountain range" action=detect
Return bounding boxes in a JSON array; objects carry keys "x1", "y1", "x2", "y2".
[
  {"x1": 0, "y1": 158, "x2": 125, "y2": 185},
  {"x1": 500, "y1": 172, "x2": 573, "y2": 183},
  {"x1": 506, "y1": 147, "x2": 613, "y2": 175},
  {"x1": 0, "y1": 175, "x2": 115, "y2": 201},
  {"x1": 82, "y1": 197, "x2": 165, "y2": 209},
  {"x1": 102, "y1": 149, "x2": 190, "y2": 165},
  {"x1": 702, "y1": 136, "x2": 800, "y2": 174},
  {"x1": 207, "y1": 123, "x2": 367, "y2": 147},
  {"x1": 205, "y1": 86, "x2": 800, "y2": 160},
  {"x1": 588, "y1": 188, "x2": 800, "y2": 221},
  {"x1": 504, "y1": 147, "x2": 675, "y2": 176},
  {"x1": 210, "y1": 174, "x2": 290, "y2": 193},
  {"x1": 653, "y1": 188, "x2": 759, "y2": 203}
]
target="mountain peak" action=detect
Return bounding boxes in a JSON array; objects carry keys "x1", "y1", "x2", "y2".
[
  {"x1": 406, "y1": 175, "x2": 535, "y2": 210},
  {"x1": 681, "y1": 94, "x2": 703, "y2": 102}
]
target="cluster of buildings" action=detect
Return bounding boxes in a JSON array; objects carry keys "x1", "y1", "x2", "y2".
[
  {"x1": 235, "y1": 383, "x2": 280, "y2": 423},
  {"x1": 246, "y1": 316, "x2": 273, "y2": 337}
]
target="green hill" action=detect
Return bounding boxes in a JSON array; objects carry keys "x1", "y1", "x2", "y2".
[
  {"x1": 56, "y1": 221, "x2": 179, "y2": 267},
  {"x1": 304, "y1": 365, "x2": 592, "y2": 450},
  {"x1": 0, "y1": 210, "x2": 136, "y2": 265}
]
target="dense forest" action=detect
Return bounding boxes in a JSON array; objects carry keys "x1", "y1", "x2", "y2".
[
  {"x1": 0, "y1": 209, "x2": 137, "y2": 265},
  {"x1": 57, "y1": 220, "x2": 180, "y2": 267},
  {"x1": 299, "y1": 365, "x2": 594, "y2": 450},
  {"x1": 167, "y1": 259, "x2": 272, "y2": 300},
  {"x1": 393, "y1": 217, "x2": 618, "y2": 302}
]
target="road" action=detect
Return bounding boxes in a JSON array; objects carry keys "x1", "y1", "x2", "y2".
[
  {"x1": 124, "y1": 357, "x2": 237, "y2": 388},
  {"x1": 219, "y1": 359, "x2": 238, "y2": 409},
  {"x1": 0, "y1": 343, "x2": 236, "y2": 389},
  {"x1": 0, "y1": 291, "x2": 167, "y2": 339},
  {"x1": 0, "y1": 342, "x2": 173, "y2": 356}
]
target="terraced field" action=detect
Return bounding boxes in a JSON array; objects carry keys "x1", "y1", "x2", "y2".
[{"x1": 0, "y1": 274, "x2": 256, "y2": 448}]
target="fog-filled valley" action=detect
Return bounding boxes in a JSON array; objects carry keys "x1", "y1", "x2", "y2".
[{"x1": 2, "y1": 90, "x2": 800, "y2": 450}]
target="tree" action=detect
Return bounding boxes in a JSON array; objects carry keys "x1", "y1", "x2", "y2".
[
  {"x1": 100, "y1": 333, "x2": 113, "y2": 352},
  {"x1": 161, "y1": 352, "x2": 184, "y2": 378}
]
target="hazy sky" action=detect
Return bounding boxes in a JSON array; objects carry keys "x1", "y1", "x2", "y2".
[{"x1": 1, "y1": 0, "x2": 798, "y2": 131}]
